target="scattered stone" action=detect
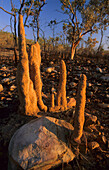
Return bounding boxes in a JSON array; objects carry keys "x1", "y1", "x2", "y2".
[
  {"x1": 6, "y1": 98, "x2": 12, "y2": 101},
  {"x1": 101, "y1": 74, "x2": 109, "y2": 82},
  {"x1": 0, "y1": 84, "x2": 3, "y2": 92},
  {"x1": 98, "y1": 103, "x2": 109, "y2": 109},
  {"x1": 106, "y1": 94, "x2": 109, "y2": 98},
  {"x1": 87, "y1": 91, "x2": 93, "y2": 97},
  {"x1": 3, "y1": 73, "x2": 6, "y2": 77},
  {"x1": 96, "y1": 67, "x2": 103, "y2": 73},
  {"x1": 10, "y1": 85, "x2": 16, "y2": 91},
  {"x1": 70, "y1": 82, "x2": 77, "y2": 87},
  {"x1": 97, "y1": 135, "x2": 107, "y2": 145},
  {"x1": 0, "y1": 66, "x2": 7, "y2": 71},
  {"x1": 88, "y1": 141, "x2": 99, "y2": 150},
  {"x1": 8, "y1": 116, "x2": 75, "y2": 170},
  {"x1": 45, "y1": 67, "x2": 55, "y2": 73},
  {"x1": 85, "y1": 113, "x2": 97, "y2": 126},
  {"x1": 1, "y1": 78, "x2": 10, "y2": 83},
  {"x1": 67, "y1": 98, "x2": 76, "y2": 108},
  {"x1": 84, "y1": 126, "x2": 93, "y2": 133},
  {"x1": 87, "y1": 60, "x2": 91, "y2": 64},
  {"x1": 87, "y1": 82, "x2": 92, "y2": 87}
]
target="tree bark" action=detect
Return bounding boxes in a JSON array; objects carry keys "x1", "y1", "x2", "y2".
[
  {"x1": 71, "y1": 42, "x2": 76, "y2": 60},
  {"x1": 70, "y1": 29, "x2": 92, "y2": 60},
  {"x1": 14, "y1": 15, "x2": 17, "y2": 66},
  {"x1": 97, "y1": 27, "x2": 103, "y2": 52},
  {"x1": 37, "y1": 16, "x2": 39, "y2": 42}
]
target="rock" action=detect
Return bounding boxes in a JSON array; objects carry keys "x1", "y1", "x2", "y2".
[
  {"x1": 1, "y1": 78, "x2": 10, "y2": 83},
  {"x1": 0, "y1": 84, "x2": 3, "y2": 92},
  {"x1": 49, "y1": 61, "x2": 54, "y2": 65},
  {"x1": 10, "y1": 85, "x2": 16, "y2": 91},
  {"x1": 85, "y1": 113, "x2": 97, "y2": 126},
  {"x1": 93, "y1": 86, "x2": 98, "y2": 93},
  {"x1": 88, "y1": 141, "x2": 99, "y2": 150},
  {"x1": 45, "y1": 67, "x2": 56, "y2": 73},
  {"x1": 97, "y1": 135, "x2": 107, "y2": 146},
  {"x1": 98, "y1": 103, "x2": 109, "y2": 109},
  {"x1": 84, "y1": 126, "x2": 93, "y2": 133},
  {"x1": 69, "y1": 82, "x2": 77, "y2": 87},
  {"x1": 10, "y1": 76, "x2": 16, "y2": 80},
  {"x1": 106, "y1": 94, "x2": 109, "y2": 98},
  {"x1": 67, "y1": 98, "x2": 76, "y2": 108},
  {"x1": 0, "y1": 66, "x2": 7, "y2": 71},
  {"x1": 96, "y1": 67, "x2": 103, "y2": 73},
  {"x1": 6, "y1": 98, "x2": 12, "y2": 101},
  {"x1": 87, "y1": 91, "x2": 93, "y2": 97},
  {"x1": 101, "y1": 74, "x2": 109, "y2": 82},
  {"x1": 3, "y1": 73, "x2": 6, "y2": 77},
  {"x1": 87, "y1": 83, "x2": 92, "y2": 87},
  {"x1": 1, "y1": 76, "x2": 15, "y2": 84},
  {"x1": 8, "y1": 116, "x2": 75, "y2": 170},
  {"x1": 87, "y1": 60, "x2": 91, "y2": 64}
]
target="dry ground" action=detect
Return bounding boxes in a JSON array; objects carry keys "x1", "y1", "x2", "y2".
[{"x1": 0, "y1": 49, "x2": 109, "y2": 170}]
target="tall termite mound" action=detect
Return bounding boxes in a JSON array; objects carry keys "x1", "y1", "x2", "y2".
[
  {"x1": 29, "y1": 43, "x2": 47, "y2": 112},
  {"x1": 73, "y1": 74, "x2": 86, "y2": 142},
  {"x1": 56, "y1": 60, "x2": 67, "y2": 110},
  {"x1": 16, "y1": 14, "x2": 40, "y2": 116},
  {"x1": 49, "y1": 59, "x2": 76, "y2": 112}
]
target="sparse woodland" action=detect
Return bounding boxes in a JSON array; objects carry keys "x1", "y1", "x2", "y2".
[{"x1": 0, "y1": 0, "x2": 109, "y2": 170}]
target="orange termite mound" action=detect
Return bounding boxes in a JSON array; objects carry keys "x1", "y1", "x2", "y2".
[
  {"x1": 16, "y1": 14, "x2": 47, "y2": 116},
  {"x1": 29, "y1": 43, "x2": 47, "y2": 112},
  {"x1": 73, "y1": 74, "x2": 86, "y2": 142}
]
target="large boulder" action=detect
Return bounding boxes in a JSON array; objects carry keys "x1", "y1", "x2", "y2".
[{"x1": 8, "y1": 116, "x2": 75, "y2": 170}]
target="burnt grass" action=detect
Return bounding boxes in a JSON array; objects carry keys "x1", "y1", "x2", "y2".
[{"x1": 0, "y1": 52, "x2": 109, "y2": 170}]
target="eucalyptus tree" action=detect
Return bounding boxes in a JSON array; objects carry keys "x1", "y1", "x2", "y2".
[
  {"x1": 60, "y1": 0, "x2": 109, "y2": 60},
  {"x1": 0, "y1": 0, "x2": 18, "y2": 65},
  {"x1": 88, "y1": 0, "x2": 109, "y2": 52},
  {"x1": 48, "y1": 20, "x2": 57, "y2": 49},
  {"x1": 0, "y1": 0, "x2": 26, "y2": 65},
  {"x1": 24, "y1": 0, "x2": 46, "y2": 42}
]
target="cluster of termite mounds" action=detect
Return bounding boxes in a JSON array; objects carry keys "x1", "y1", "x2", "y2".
[{"x1": 17, "y1": 14, "x2": 87, "y2": 142}]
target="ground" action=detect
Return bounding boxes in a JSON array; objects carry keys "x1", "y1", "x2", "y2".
[{"x1": 0, "y1": 49, "x2": 109, "y2": 170}]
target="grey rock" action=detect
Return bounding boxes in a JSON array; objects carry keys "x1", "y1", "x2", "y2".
[
  {"x1": 101, "y1": 74, "x2": 109, "y2": 82},
  {"x1": 1, "y1": 78, "x2": 10, "y2": 83},
  {"x1": 8, "y1": 116, "x2": 75, "y2": 170}
]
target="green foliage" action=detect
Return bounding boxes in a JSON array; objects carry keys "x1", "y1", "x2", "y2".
[
  {"x1": 23, "y1": 0, "x2": 46, "y2": 41},
  {"x1": 85, "y1": 37, "x2": 99, "y2": 49},
  {"x1": 60, "y1": 0, "x2": 109, "y2": 47}
]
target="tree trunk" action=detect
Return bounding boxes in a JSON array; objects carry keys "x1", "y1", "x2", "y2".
[
  {"x1": 37, "y1": 17, "x2": 39, "y2": 42},
  {"x1": 14, "y1": 15, "x2": 17, "y2": 66},
  {"x1": 71, "y1": 43, "x2": 76, "y2": 60},
  {"x1": 71, "y1": 37, "x2": 82, "y2": 60},
  {"x1": 97, "y1": 27, "x2": 103, "y2": 52}
]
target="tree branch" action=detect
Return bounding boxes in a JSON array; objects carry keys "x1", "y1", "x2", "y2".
[
  {"x1": 0, "y1": 25, "x2": 10, "y2": 31},
  {"x1": 19, "y1": 0, "x2": 25, "y2": 14},
  {"x1": 24, "y1": 0, "x2": 34, "y2": 26},
  {"x1": 0, "y1": 7, "x2": 14, "y2": 16},
  {"x1": 81, "y1": 29, "x2": 92, "y2": 37},
  {"x1": 38, "y1": 1, "x2": 47, "y2": 13},
  {"x1": 74, "y1": 29, "x2": 92, "y2": 47}
]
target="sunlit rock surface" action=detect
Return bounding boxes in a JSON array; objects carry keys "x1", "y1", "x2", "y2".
[{"x1": 8, "y1": 116, "x2": 75, "y2": 170}]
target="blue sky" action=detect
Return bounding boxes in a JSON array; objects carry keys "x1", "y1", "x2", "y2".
[{"x1": 0, "y1": 0, "x2": 108, "y2": 50}]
